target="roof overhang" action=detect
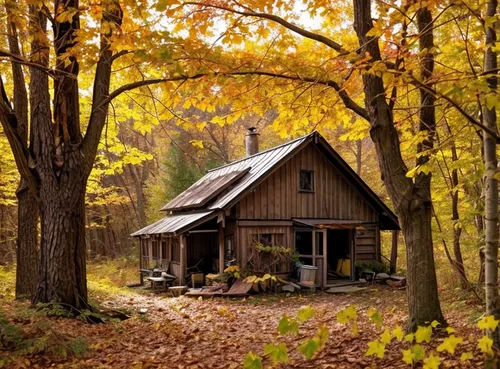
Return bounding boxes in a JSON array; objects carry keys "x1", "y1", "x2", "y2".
[
  {"x1": 130, "y1": 210, "x2": 218, "y2": 237},
  {"x1": 293, "y1": 218, "x2": 368, "y2": 229}
]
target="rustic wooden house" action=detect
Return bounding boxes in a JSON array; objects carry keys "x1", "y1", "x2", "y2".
[{"x1": 131, "y1": 129, "x2": 399, "y2": 288}]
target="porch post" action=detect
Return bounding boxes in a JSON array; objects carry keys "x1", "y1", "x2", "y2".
[
  {"x1": 148, "y1": 238, "x2": 153, "y2": 268},
  {"x1": 180, "y1": 234, "x2": 187, "y2": 285},
  {"x1": 139, "y1": 238, "x2": 143, "y2": 285},
  {"x1": 390, "y1": 230, "x2": 398, "y2": 274},
  {"x1": 219, "y1": 224, "x2": 225, "y2": 274}
]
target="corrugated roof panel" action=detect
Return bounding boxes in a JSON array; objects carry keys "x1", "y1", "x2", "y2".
[
  {"x1": 161, "y1": 168, "x2": 250, "y2": 211},
  {"x1": 209, "y1": 135, "x2": 312, "y2": 209},
  {"x1": 157, "y1": 133, "x2": 313, "y2": 212},
  {"x1": 130, "y1": 211, "x2": 216, "y2": 237}
]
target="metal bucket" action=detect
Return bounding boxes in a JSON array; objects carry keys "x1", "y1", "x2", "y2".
[{"x1": 299, "y1": 265, "x2": 318, "y2": 284}]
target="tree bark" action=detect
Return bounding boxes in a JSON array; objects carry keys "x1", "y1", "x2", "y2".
[
  {"x1": 353, "y1": 0, "x2": 444, "y2": 330},
  {"x1": 5, "y1": 0, "x2": 40, "y2": 299},
  {"x1": 483, "y1": 0, "x2": 500, "y2": 348}
]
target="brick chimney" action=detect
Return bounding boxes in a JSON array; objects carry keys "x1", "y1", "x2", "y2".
[{"x1": 245, "y1": 127, "x2": 259, "y2": 156}]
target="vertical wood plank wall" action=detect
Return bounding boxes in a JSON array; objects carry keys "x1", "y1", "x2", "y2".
[
  {"x1": 234, "y1": 143, "x2": 380, "y2": 266},
  {"x1": 355, "y1": 225, "x2": 378, "y2": 262},
  {"x1": 237, "y1": 144, "x2": 378, "y2": 221}
]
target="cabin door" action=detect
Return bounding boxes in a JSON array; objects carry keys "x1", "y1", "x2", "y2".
[{"x1": 295, "y1": 229, "x2": 327, "y2": 287}]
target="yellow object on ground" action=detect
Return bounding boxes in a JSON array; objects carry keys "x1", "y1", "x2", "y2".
[{"x1": 336, "y1": 259, "x2": 351, "y2": 276}]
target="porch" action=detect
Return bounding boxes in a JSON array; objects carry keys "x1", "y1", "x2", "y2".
[{"x1": 136, "y1": 214, "x2": 228, "y2": 287}]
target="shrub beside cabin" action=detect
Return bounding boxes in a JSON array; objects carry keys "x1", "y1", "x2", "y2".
[{"x1": 131, "y1": 129, "x2": 399, "y2": 287}]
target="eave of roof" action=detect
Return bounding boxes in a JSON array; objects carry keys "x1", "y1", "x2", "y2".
[{"x1": 130, "y1": 210, "x2": 217, "y2": 237}]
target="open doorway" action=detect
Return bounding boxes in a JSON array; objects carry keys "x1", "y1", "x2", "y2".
[{"x1": 326, "y1": 229, "x2": 352, "y2": 283}]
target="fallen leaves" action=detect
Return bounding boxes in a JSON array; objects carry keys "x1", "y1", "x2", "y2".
[{"x1": 0, "y1": 286, "x2": 488, "y2": 369}]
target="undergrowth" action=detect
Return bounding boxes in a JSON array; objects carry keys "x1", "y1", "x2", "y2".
[{"x1": 0, "y1": 308, "x2": 90, "y2": 366}]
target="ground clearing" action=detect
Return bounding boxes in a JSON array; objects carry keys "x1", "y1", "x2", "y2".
[{"x1": 0, "y1": 283, "x2": 487, "y2": 368}]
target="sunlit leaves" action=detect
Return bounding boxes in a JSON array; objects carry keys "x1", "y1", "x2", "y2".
[
  {"x1": 367, "y1": 308, "x2": 383, "y2": 329},
  {"x1": 437, "y1": 335, "x2": 463, "y2": 354},
  {"x1": 392, "y1": 326, "x2": 404, "y2": 342},
  {"x1": 297, "y1": 305, "x2": 315, "y2": 322},
  {"x1": 366, "y1": 339, "x2": 386, "y2": 358},
  {"x1": 402, "y1": 344, "x2": 426, "y2": 365},
  {"x1": 477, "y1": 316, "x2": 500, "y2": 331},
  {"x1": 415, "y1": 325, "x2": 433, "y2": 344},
  {"x1": 243, "y1": 352, "x2": 262, "y2": 369},
  {"x1": 337, "y1": 305, "x2": 358, "y2": 336},
  {"x1": 423, "y1": 353, "x2": 442, "y2": 369},
  {"x1": 477, "y1": 336, "x2": 494, "y2": 356},
  {"x1": 264, "y1": 343, "x2": 288, "y2": 364},
  {"x1": 277, "y1": 315, "x2": 299, "y2": 335}
]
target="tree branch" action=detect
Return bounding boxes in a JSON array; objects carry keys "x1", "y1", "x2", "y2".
[
  {"x1": 97, "y1": 71, "x2": 369, "y2": 122},
  {"x1": 183, "y1": 1, "x2": 349, "y2": 55},
  {"x1": 0, "y1": 77, "x2": 38, "y2": 195},
  {"x1": 411, "y1": 76, "x2": 500, "y2": 142}
]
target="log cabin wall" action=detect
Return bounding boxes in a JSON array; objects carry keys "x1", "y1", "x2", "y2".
[{"x1": 236, "y1": 143, "x2": 378, "y2": 222}]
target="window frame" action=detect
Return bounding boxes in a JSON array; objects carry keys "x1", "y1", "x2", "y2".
[{"x1": 299, "y1": 169, "x2": 315, "y2": 193}]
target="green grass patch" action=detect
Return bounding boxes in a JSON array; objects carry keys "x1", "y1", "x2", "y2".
[{"x1": 0, "y1": 265, "x2": 16, "y2": 301}]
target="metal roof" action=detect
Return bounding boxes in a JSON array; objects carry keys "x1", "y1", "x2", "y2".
[
  {"x1": 161, "y1": 168, "x2": 250, "y2": 211},
  {"x1": 130, "y1": 210, "x2": 217, "y2": 237},
  {"x1": 136, "y1": 130, "x2": 400, "y2": 236},
  {"x1": 160, "y1": 133, "x2": 313, "y2": 212}
]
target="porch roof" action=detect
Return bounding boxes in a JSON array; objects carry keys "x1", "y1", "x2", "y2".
[
  {"x1": 292, "y1": 218, "x2": 368, "y2": 229},
  {"x1": 130, "y1": 210, "x2": 217, "y2": 237}
]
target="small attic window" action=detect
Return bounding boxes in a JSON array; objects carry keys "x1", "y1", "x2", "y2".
[{"x1": 299, "y1": 170, "x2": 314, "y2": 192}]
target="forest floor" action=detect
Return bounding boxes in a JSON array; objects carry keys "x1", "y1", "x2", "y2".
[{"x1": 0, "y1": 262, "x2": 489, "y2": 368}]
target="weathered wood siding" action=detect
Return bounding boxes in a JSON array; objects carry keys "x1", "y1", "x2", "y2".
[
  {"x1": 236, "y1": 226, "x2": 294, "y2": 267},
  {"x1": 237, "y1": 143, "x2": 378, "y2": 222},
  {"x1": 355, "y1": 224, "x2": 378, "y2": 262}
]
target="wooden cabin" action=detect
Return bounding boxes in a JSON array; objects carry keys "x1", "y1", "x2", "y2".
[{"x1": 131, "y1": 129, "x2": 399, "y2": 288}]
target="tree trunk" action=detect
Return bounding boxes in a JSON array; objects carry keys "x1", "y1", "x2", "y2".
[
  {"x1": 5, "y1": 0, "x2": 40, "y2": 299},
  {"x1": 15, "y1": 184, "x2": 39, "y2": 298},
  {"x1": 483, "y1": 0, "x2": 500, "y2": 348},
  {"x1": 33, "y1": 183, "x2": 87, "y2": 310},
  {"x1": 353, "y1": 0, "x2": 444, "y2": 330}
]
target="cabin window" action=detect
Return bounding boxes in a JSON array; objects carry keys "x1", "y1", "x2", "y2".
[
  {"x1": 172, "y1": 238, "x2": 180, "y2": 262},
  {"x1": 252, "y1": 233, "x2": 284, "y2": 247},
  {"x1": 299, "y1": 170, "x2": 314, "y2": 192}
]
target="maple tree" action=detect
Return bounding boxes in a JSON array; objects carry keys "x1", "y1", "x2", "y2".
[{"x1": 0, "y1": 0, "x2": 192, "y2": 309}]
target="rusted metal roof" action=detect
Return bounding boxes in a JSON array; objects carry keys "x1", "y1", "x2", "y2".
[
  {"x1": 130, "y1": 211, "x2": 217, "y2": 237},
  {"x1": 161, "y1": 133, "x2": 314, "y2": 212},
  {"x1": 210, "y1": 134, "x2": 314, "y2": 209},
  {"x1": 161, "y1": 168, "x2": 250, "y2": 211}
]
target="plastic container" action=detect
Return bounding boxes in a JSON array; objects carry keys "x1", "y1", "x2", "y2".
[{"x1": 299, "y1": 265, "x2": 318, "y2": 284}]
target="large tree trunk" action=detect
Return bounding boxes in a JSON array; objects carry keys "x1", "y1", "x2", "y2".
[
  {"x1": 353, "y1": 0, "x2": 444, "y2": 330},
  {"x1": 0, "y1": 0, "x2": 122, "y2": 311},
  {"x1": 15, "y1": 185, "x2": 39, "y2": 298},
  {"x1": 5, "y1": 0, "x2": 40, "y2": 299},
  {"x1": 483, "y1": 0, "x2": 500, "y2": 348},
  {"x1": 33, "y1": 177, "x2": 88, "y2": 309}
]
